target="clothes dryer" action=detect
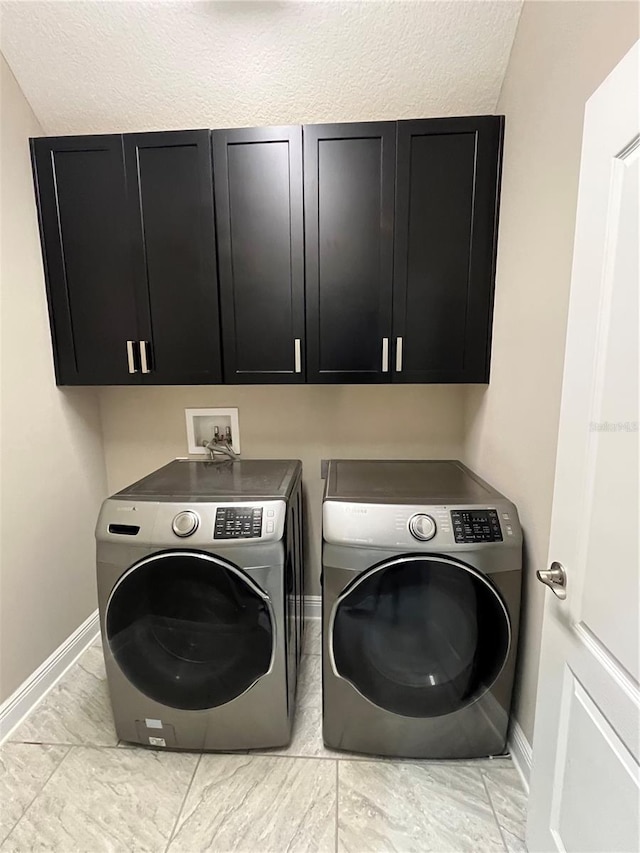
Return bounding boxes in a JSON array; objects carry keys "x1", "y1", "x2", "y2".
[{"x1": 322, "y1": 459, "x2": 521, "y2": 758}]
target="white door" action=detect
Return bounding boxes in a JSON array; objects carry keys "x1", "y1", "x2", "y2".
[{"x1": 527, "y1": 41, "x2": 640, "y2": 853}]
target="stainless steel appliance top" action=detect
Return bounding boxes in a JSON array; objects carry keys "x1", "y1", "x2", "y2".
[
  {"x1": 323, "y1": 460, "x2": 521, "y2": 551},
  {"x1": 114, "y1": 459, "x2": 301, "y2": 503},
  {"x1": 324, "y1": 460, "x2": 506, "y2": 505}
]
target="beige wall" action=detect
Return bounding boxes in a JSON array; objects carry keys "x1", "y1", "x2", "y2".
[
  {"x1": 0, "y1": 56, "x2": 108, "y2": 702},
  {"x1": 464, "y1": 1, "x2": 639, "y2": 743},
  {"x1": 99, "y1": 385, "x2": 465, "y2": 594}
]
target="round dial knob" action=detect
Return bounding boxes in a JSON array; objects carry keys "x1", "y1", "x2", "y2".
[
  {"x1": 172, "y1": 510, "x2": 199, "y2": 538},
  {"x1": 409, "y1": 514, "x2": 437, "y2": 541}
]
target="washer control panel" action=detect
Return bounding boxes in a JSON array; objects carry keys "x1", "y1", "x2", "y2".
[
  {"x1": 451, "y1": 509, "x2": 502, "y2": 543},
  {"x1": 408, "y1": 514, "x2": 437, "y2": 541},
  {"x1": 214, "y1": 506, "x2": 264, "y2": 540},
  {"x1": 100, "y1": 499, "x2": 286, "y2": 547}
]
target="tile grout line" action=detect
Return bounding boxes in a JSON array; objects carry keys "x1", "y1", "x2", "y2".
[
  {"x1": 7, "y1": 737, "x2": 517, "y2": 768},
  {"x1": 334, "y1": 759, "x2": 339, "y2": 853},
  {"x1": 480, "y1": 769, "x2": 509, "y2": 853},
  {"x1": 9, "y1": 738, "x2": 517, "y2": 770},
  {"x1": 0, "y1": 744, "x2": 72, "y2": 846},
  {"x1": 9, "y1": 739, "x2": 119, "y2": 749},
  {"x1": 163, "y1": 752, "x2": 203, "y2": 853}
]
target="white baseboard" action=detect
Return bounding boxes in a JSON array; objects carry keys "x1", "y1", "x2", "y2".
[
  {"x1": 0, "y1": 609, "x2": 100, "y2": 745},
  {"x1": 508, "y1": 719, "x2": 533, "y2": 792},
  {"x1": 304, "y1": 595, "x2": 321, "y2": 619}
]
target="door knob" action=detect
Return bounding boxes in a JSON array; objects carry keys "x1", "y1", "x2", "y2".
[{"x1": 537, "y1": 561, "x2": 567, "y2": 600}]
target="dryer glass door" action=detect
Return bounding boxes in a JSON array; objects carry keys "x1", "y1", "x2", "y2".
[
  {"x1": 106, "y1": 551, "x2": 274, "y2": 710},
  {"x1": 331, "y1": 556, "x2": 510, "y2": 718}
]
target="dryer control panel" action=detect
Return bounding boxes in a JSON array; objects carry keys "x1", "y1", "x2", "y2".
[
  {"x1": 323, "y1": 500, "x2": 521, "y2": 550},
  {"x1": 451, "y1": 509, "x2": 502, "y2": 543}
]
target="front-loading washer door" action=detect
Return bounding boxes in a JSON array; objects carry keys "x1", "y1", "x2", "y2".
[
  {"x1": 331, "y1": 556, "x2": 510, "y2": 718},
  {"x1": 106, "y1": 551, "x2": 274, "y2": 711}
]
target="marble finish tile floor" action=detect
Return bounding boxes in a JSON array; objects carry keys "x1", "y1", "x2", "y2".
[{"x1": 1, "y1": 620, "x2": 528, "y2": 852}]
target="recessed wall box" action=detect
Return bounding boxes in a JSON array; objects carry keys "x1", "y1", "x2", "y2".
[{"x1": 185, "y1": 408, "x2": 240, "y2": 455}]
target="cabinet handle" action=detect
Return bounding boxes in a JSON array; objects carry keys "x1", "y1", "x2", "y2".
[
  {"x1": 382, "y1": 338, "x2": 389, "y2": 373},
  {"x1": 140, "y1": 341, "x2": 151, "y2": 374},
  {"x1": 395, "y1": 337, "x2": 403, "y2": 372},
  {"x1": 126, "y1": 340, "x2": 138, "y2": 374},
  {"x1": 294, "y1": 339, "x2": 302, "y2": 373}
]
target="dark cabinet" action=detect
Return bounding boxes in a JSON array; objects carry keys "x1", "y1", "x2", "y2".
[
  {"x1": 31, "y1": 135, "x2": 140, "y2": 385},
  {"x1": 304, "y1": 123, "x2": 396, "y2": 383},
  {"x1": 393, "y1": 117, "x2": 503, "y2": 383},
  {"x1": 32, "y1": 130, "x2": 222, "y2": 385},
  {"x1": 33, "y1": 116, "x2": 503, "y2": 388},
  {"x1": 213, "y1": 126, "x2": 304, "y2": 383},
  {"x1": 124, "y1": 131, "x2": 222, "y2": 384},
  {"x1": 303, "y1": 117, "x2": 503, "y2": 384}
]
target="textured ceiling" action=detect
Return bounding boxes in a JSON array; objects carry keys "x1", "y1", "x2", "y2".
[{"x1": 0, "y1": 1, "x2": 522, "y2": 135}]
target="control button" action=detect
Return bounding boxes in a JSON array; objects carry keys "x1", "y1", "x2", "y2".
[
  {"x1": 408, "y1": 514, "x2": 437, "y2": 541},
  {"x1": 267, "y1": 509, "x2": 275, "y2": 517},
  {"x1": 172, "y1": 510, "x2": 199, "y2": 538},
  {"x1": 266, "y1": 521, "x2": 275, "y2": 534}
]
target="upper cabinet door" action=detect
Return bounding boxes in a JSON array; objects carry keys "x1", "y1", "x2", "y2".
[
  {"x1": 393, "y1": 116, "x2": 504, "y2": 383},
  {"x1": 31, "y1": 135, "x2": 140, "y2": 385},
  {"x1": 124, "y1": 130, "x2": 222, "y2": 385},
  {"x1": 213, "y1": 126, "x2": 305, "y2": 383},
  {"x1": 304, "y1": 123, "x2": 395, "y2": 383}
]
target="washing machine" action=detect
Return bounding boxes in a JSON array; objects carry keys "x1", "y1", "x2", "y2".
[
  {"x1": 322, "y1": 459, "x2": 522, "y2": 759},
  {"x1": 96, "y1": 458, "x2": 304, "y2": 751}
]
